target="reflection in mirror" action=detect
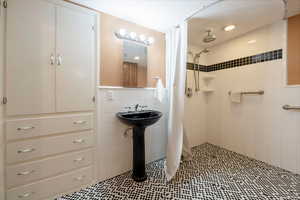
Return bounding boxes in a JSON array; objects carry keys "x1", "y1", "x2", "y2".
[{"x1": 122, "y1": 41, "x2": 147, "y2": 88}]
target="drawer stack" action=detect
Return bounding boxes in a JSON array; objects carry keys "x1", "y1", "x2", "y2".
[{"x1": 5, "y1": 114, "x2": 95, "y2": 200}]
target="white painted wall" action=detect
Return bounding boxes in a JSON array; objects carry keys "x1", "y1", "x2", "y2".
[
  {"x1": 205, "y1": 20, "x2": 300, "y2": 174},
  {"x1": 0, "y1": 1, "x2": 5, "y2": 199},
  {"x1": 96, "y1": 88, "x2": 167, "y2": 181}
]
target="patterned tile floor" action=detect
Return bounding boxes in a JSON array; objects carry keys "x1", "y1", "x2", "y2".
[{"x1": 59, "y1": 143, "x2": 300, "y2": 200}]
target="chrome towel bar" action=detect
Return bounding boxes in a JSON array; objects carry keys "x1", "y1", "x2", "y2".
[
  {"x1": 228, "y1": 90, "x2": 264, "y2": 95},
  {"x1": 282, "y1": 105, "x2": 300, "y2": 110}
]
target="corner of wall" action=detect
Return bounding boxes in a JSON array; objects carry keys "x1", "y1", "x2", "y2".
[{"x1": 0, "y1": 0, "x2": 5, "y2": 198}]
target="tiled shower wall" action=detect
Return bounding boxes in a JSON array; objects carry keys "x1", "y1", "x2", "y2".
[
  {"x1": 96, "y1": 88, "x2": 168, "y2": 181},
  {"x1": 185, "y1": 45, "x2": 208, "y2": 147},
  {"x1": 205, "y1": 20, "x2": 300, "y2": 174}
]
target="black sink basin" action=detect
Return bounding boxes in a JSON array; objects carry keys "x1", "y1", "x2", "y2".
[
  {"x1": 116, "y1": 110, "x2": 162, "y2": 182},
  {"x1": 117, "y1": 110, "x2": 162, "y2": 127}
]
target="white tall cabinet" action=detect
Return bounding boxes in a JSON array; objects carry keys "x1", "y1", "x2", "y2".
[
  {"x1": 6, "y1": 0, "x2": 56, "y2": 115},
  {"x1": 56, "y1": 6, "x2": 95, "y2": 112},
  {"x1": 4, "y1": 0, "x2": 98, "y2": 199},
  {"x1": 6, "y1": 0, "x2": 96, "y2": 115}
]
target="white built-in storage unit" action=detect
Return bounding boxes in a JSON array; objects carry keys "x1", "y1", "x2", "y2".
[{"x1": 3, "y1": 0, "x2": 98, "y2": 199}]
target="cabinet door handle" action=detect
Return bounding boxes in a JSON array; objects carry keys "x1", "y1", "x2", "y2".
[
  {"x1": 57, "y1": 54, "x2": 62, "y2": 66},
  {"x1": 50, "y1": 54, "x2": 55, "y2": 65},
  {"x1": 73, "y1": 120, "x2": 87, "y2": 125},
  {"x1": 74, "y1": 175, "x2": 85, "y2": 181},
  {"x1": 74, "y1": 157, "x2": 85, "y2": 162},
  {"x1": 17, "y1": 170, "x2": 35, "y2": 176},
  {"x1": 73, "y1": 139, "x2": 85, "y2": 144},
  {"x1": 18, "y1": 192, "x2": 34, "y2": 198},
  {"x1": 17, "y1": 126, "x2": 35, "y2": 131},
  {"x1": 17, "y1": 148, "x2": 35, "y2": 154}
]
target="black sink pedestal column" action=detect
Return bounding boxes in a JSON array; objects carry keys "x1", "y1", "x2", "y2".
[
  {"x1": 116, "y1": 110, "x2": 163, "y2": 182},
  {"x1": 132, "y1": 126, "x2": 147, "y2": 182}
]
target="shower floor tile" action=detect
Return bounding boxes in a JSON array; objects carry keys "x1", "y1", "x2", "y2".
[{"x1": 58, "y1": 143, "x2": 300, "y2": 200}]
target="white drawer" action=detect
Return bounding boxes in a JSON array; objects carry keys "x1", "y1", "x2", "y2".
[
  {"x1": 6, "y1": 114, "x2": 93, "y2": 141},
  {"x1": 6, "y1": 166, "x2": 93, "y2": 200},
  {"x1": 6, "y1": 149, "x2": 93, "y2": 188},
  {"x1": 6, "y1": 131, "x2": 94, "y2": 164}
]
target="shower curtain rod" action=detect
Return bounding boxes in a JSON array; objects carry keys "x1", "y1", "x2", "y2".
[
  {"x1": 184, "y1": 0, "x2": 224, "y2": 21},
  {"x1": 175, "y1": 0, "x2": 224, "y2": 28},
  {"x1": 183, "y1": 0, "x2": 287, "y2": 22}
]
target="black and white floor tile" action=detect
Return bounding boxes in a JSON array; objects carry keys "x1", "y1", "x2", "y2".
[{"x1": 58, "y1": 143, "x2": 300, "y2": 200}]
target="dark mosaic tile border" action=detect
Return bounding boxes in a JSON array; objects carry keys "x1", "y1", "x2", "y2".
[
  {"x1": 186, "y1": 62, "x2": 206, "y2": 71},
  {"x1": 187, "y1": 49, "x2": 283, "y2": 72}
]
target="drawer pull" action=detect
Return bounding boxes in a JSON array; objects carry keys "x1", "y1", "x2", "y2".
[
  {"x1": 17, "y1": 126, "x2": 35, "y2": 131},
  {"x1": 74, "y1": 175, "x2": 85, "y2": 181},
  {"x1": 283, "y1": 105, "x2": 300, "y2": 110},
  {"x1": 73, "y1": 120, "x2": 87, "y2": 125},
  {"x1": 73, "y1": 139, "x2": 85, "y2": 144},
  {"x1": 17, "y1": 170, "x2": 35, "y2": 176},
  {"x1": 17, "y1": 148, "x2": 35, "y2": 154},
  {"x1": 18, "y1": 192, "x2": 34, "y2": 198},
  {"x1": 74, "y1": 157, "x2": 85, "y2": 162}
]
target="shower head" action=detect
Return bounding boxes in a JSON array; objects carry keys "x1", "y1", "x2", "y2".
[
  {"x1": 194, "y1": 48, "x2": 210, "y2": 63},
  {"x1": 201, "y1": 48, "x2": 210, "y2": 53},
  {"x1": 195, "y1": 48, "x2": 209, "y2": 57},
  {"x1": 203, "y1": 30, "x2": 216, "y2": 43}
]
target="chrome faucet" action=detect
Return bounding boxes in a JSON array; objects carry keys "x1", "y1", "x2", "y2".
[
  {"x1": 134, "y1": 104, "x2": 148, "y2": 111},
  {"x1": 123, "y1": 106, "x2": 132, "y2": 112},
  {"x1": 123, "y1": 104, "x2": 147, "y2": 112},
  {"x1": 141, "y1": 105, "x2": 147, "y2": 110},
  {"x1": 135, "y1": 104, "x2": 140, "y2": 111}
]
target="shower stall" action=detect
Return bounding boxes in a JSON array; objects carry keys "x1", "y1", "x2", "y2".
[{"x1": 185, "y1": 0, "x2": 300, "y2": 177}]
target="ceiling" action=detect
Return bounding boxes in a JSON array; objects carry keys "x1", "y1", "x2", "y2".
[
  {"x1": 70, "y1": 0, "x2": 218, "y2": 32},
  {"x1": 188, "y1": 0, "x2": 300, "y2": 48},
  {"x1": 70, "y1": 0, "x2": 300, "y2": 44}
]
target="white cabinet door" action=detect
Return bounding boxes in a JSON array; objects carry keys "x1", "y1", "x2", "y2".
[
  {"x1": 56, "y1": 6, "x2": 95, "y2": 112},
  {"x1": 6, "y1": 0, "x2": 56, "y2": 115}
]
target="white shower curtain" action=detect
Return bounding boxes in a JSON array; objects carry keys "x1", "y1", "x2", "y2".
[{"x1": 165, "y1": 22, "x2": 192, "y2": 181}]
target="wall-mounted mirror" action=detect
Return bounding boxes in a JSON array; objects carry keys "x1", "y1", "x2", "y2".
[{"x1": 122, "y1": 41, "x2": 148, "y2": 88}]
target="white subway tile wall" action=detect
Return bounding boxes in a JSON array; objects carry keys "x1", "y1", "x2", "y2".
[{"x1": 206, "y1": 20, "x2": 300, "y2": 174}]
